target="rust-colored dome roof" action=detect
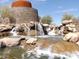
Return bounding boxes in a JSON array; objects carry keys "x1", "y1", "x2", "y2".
[{"x1": 12, "y1": 1, "x2": 32, "y2": 7}]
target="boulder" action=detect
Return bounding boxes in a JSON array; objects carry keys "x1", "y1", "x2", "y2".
[
  {"x1": 63, "y1": 32, "x2": 79, "y2": 45},
  {"x1": 0, "y1": 24, "x2": 14, "y2": 37},
  {"x1": 0, "y1": 24, "x2": 13, "y2": 32},
  {"x1": 62, "y1": 20, "x2": 72, "y2": 24},
  {"x1": 0, "y1": 37, "x2": 25, "y2": 47}
]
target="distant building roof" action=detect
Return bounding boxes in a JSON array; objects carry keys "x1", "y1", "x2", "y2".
[{"x1": 12, "y1": 0, "x2": 32, "y2": 8}]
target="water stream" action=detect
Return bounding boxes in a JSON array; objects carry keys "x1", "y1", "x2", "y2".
[
  {"x1": 10, "y1": 27, "x2": 18, "y2": 36},
  {"x1": 23, "y1": 46, "x2": 79, "y2": 59},
  {"x1": 0, "y1": 24, "x2": 79, "y2": 59},
  {"x1": 36, "y1": 23, "x2": 45, "y2": 36},
  {"x1": 0, "y1": 35, "x2": 79, "y2": 59}
]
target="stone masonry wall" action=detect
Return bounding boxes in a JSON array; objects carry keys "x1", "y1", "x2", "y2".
[{"x1": 10, "y1": 7, "x2": 39, "y2": 24}]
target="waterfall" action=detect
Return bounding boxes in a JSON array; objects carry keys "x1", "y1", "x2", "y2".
[
  {"x1": 48, "y1": 27, "x2": 57, "y2": 35},
  {"x1": 36, "y1": 23, "x2": 44, "y2": 36},
  {"x1": 10, "y1": 27, "x2": 18, "y2": 36}
]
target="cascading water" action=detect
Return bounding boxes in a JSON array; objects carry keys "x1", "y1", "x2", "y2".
[
  {"x1": 10, "y1": 24, "x2": 31, "y2": 37},
  {"x1": 36, "y1": 22, "x2": 44, "y2": 36},
  {"x1": 22, "y1": 46, "x2": 79, "y2": 59},
  {"x1": 48, "y1": 27, "x2": 57, "y2": 35},
  {"x1": 10, "y1": 27, "x2": 18, "y2": 36}
]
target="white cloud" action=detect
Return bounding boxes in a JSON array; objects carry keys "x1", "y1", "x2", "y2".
[{"x1": 55, "y1": 8, "x2": 78, "y2": 13}]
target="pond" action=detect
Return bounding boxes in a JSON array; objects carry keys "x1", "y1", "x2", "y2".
[{"x1": 0, "y1": 35, "x2": 79, "y2": 59}]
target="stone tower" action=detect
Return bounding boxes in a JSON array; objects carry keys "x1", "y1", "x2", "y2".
[{"x1": 11, "y1": 0, "x2": 39, "y2": 24}]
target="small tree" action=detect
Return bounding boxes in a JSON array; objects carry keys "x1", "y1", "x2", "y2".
[
  {"x1": 62, "y1": 13, "x2": 75, "y2": 21},
  {"x1": 41, "y1": 16, "x2": 53, "y2": 24}
]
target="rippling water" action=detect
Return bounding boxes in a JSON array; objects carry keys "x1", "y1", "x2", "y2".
[
  {"x1": 0, "y1": 46, "x2": 78, "y2": 59},
  {"x1": 0, "y1": 35, "x2": 79, "y2": 59},
  {"x1": 24, "y1": 45, "x2": 79, "y2": 59}
]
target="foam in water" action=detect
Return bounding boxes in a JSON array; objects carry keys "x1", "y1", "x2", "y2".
[
  {"x1": 10, "y1": 27, "x2": 18, "y2": 36},
  {"x1": 22, "y1": 46, "x2": 79, "y2": 59},
  {"x1": 48, "y1": 27, "x2": 57, "y2": 35}
]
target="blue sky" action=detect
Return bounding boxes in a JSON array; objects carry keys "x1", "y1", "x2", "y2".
[{"x1": 0, "y1": 0, "x2": 79, "y2": 25}]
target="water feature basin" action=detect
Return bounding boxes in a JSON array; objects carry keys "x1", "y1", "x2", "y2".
[{"x1": 0, "y1": 35, "x2": 79, "y2": 59}]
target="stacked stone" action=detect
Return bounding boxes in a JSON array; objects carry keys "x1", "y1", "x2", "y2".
[{"x1": 11, "y1": 0, "x2": 39, "y2": 24}]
